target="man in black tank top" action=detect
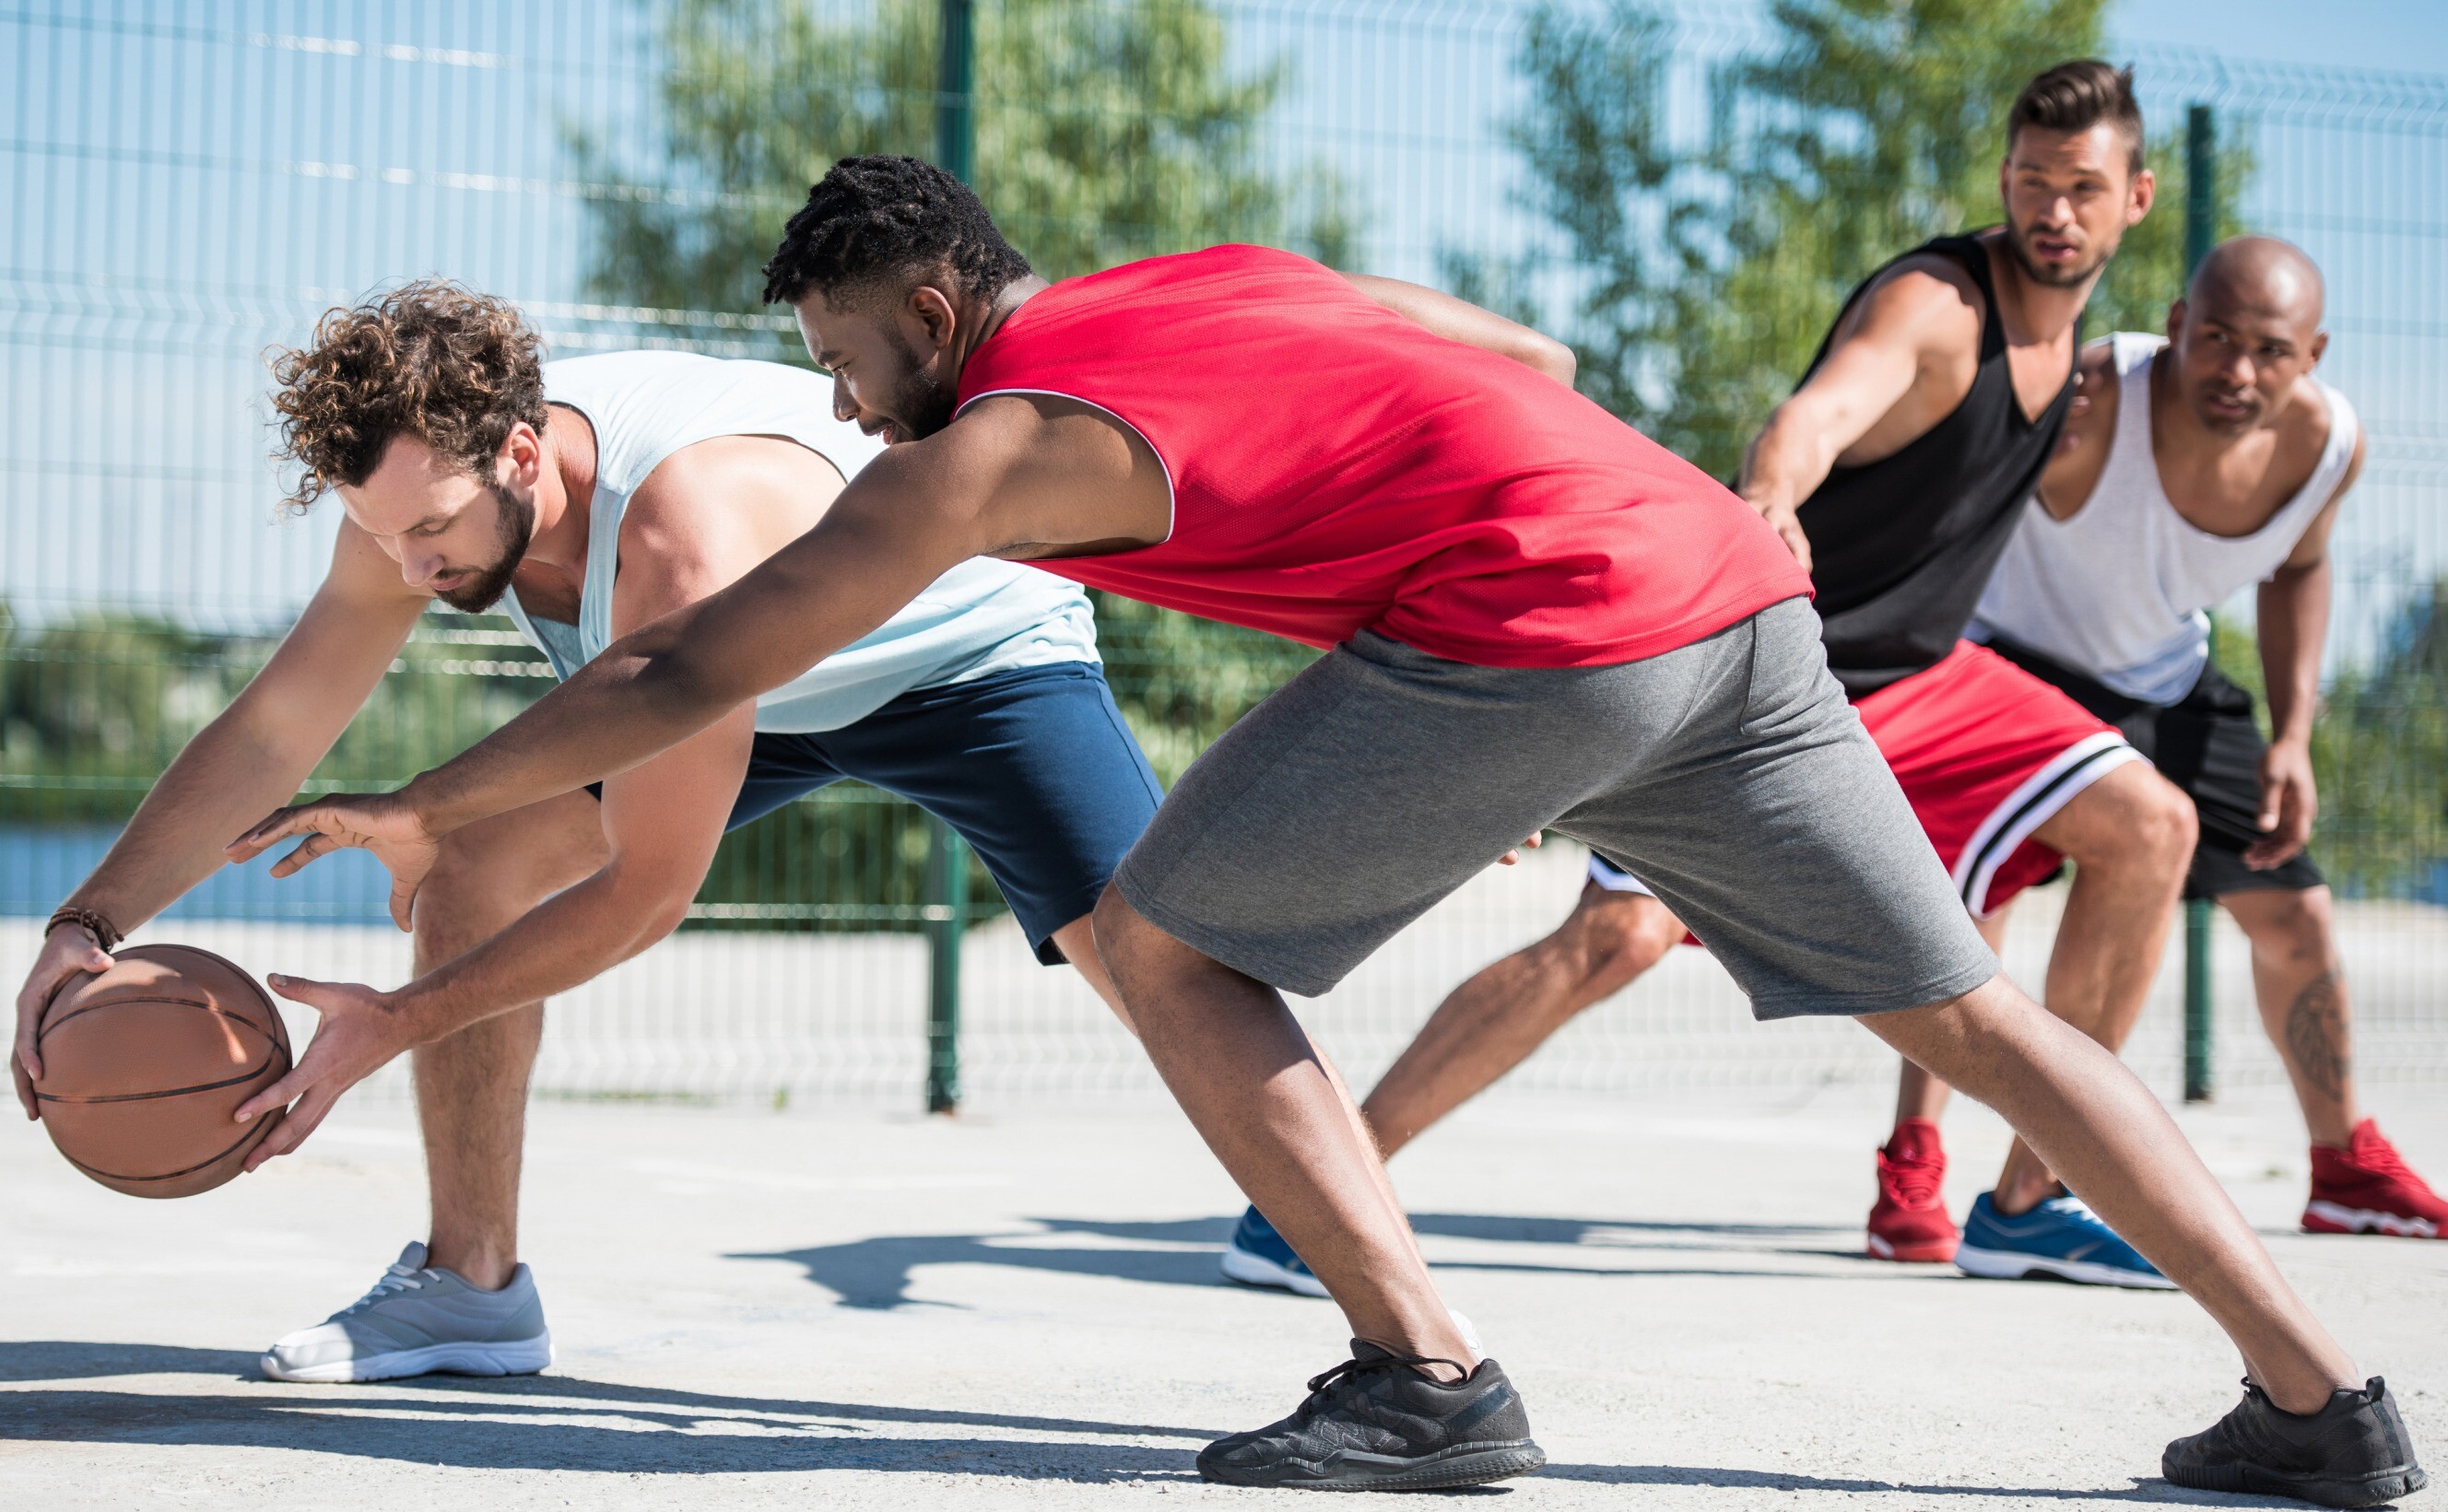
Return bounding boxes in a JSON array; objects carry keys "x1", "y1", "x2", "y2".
[
  {"x1": 1782, "y1": 230, "x2": 2077, "y2": 697},
  {"x1": 1265, "y1": 64, "x2": 2211, "y2": 1289},
  {"x1": 1740, "y1": 64, "x2": 2209, "y2": 1285}
]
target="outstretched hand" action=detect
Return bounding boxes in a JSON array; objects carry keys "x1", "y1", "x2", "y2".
[
  {"x1": 233, "y1": 974, "x2": 413, "y2": 1169},
  {"x1": 229, "y1": 791, "x2": 441, "y2": 932}
]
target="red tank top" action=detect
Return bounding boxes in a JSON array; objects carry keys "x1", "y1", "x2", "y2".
[{"x1": 955, "y1": 245, "x2": 1807, "y2": 668}]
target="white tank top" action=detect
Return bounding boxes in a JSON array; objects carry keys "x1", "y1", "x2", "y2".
[
  {"x1": 501, "y1": 351, "x2": 1099, "y2": 733},
  {"x1": 1971, "y1": 333, "x2": 2357, "y2": 705}
]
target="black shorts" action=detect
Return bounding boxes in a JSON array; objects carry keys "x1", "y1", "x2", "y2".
[{"x1": 1984, "y1": 637, "x2": 2324, "y2": 901}]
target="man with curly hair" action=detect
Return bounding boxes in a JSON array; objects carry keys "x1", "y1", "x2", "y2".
[
  {"x1": 231, "y1": 160, "x2": 2421, "y2": 1501},
  {"x1": 11, "y1": 280, "x2": 1162, "y2": 1384}
]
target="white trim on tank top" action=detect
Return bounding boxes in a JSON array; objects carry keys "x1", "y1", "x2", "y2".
[
  {"x1": 1970, "y1": 333, "x2": 2358, "y2": 705},
  {"x1": 952, "y1": 388, "x2": 1178, "y2": 547}
]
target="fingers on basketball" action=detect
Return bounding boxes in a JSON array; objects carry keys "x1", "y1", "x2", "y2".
[{"x1": 244, "y1": 1079, "x2": 336, "y2": 1168}]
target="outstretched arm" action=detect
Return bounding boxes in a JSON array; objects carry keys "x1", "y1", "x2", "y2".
[
  {"x1": 1735, "y1": 262, "x2": 1983, "y2": 570},
  {"x1": 1341, "y1": 272, "x2": 1577, "y2": 387},
  {"x1": 230, "y1": 393, "x2": 1166, "y2": 876},
  {"x1": 15, "y1": 527, "x2": 420, "y2": 1117},
  {"x1": 230, "y1": 445, "x2": 804, "y2": 1164}
]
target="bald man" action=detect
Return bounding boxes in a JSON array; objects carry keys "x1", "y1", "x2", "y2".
[{"x1": 1962, "y1": 234, "x2": 2446, "y2": 1240}]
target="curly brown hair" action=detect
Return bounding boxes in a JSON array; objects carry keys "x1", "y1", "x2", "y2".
[{"x1": 269, "y1": 280, "x2": 547, "y2": 513}]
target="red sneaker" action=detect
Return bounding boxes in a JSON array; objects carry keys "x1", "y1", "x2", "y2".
[
  {"x1": 1867, "y1": 1118, "x2": 1959, "y2": 1262},
  {"x1": 2303, "y1": 1119, "x2": 2447, "y2": 1238}
]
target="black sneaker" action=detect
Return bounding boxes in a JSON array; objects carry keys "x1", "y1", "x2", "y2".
[
  {"x1": 2163, "y1": 1377, "x2": 2427, "y2": 1508},
  {"x1": 1196, "y1": 1341, "x2": 1546, "y2": 1491}
]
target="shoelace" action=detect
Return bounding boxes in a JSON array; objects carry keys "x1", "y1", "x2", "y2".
[
  {"x1": 335, "y1": 1260, "x2": 433, "y2": 1317},
  {"x1": 1880, "y1": 1152, "x2": 1944, "y2": 1208},
  {"x1": 1297, "y1": 1351, "x2": 1467, "y2": 1418},
  {"x1": 2347, "y1": 1133, "x2": 2433, "y2": 1191}
]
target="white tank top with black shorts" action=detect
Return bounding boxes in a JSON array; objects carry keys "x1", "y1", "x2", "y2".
[{"x1": 1970, "y1": 333, "x2": 2360, "y2": 897}]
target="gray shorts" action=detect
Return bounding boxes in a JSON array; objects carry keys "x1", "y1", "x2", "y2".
[{"x1": 1112, "y1": 595, "x2": 1996, "y2": 1019}]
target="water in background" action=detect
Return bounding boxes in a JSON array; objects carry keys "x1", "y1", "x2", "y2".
[{"x1": 0, "y1": 828, "x2": 395, "y2": 923}]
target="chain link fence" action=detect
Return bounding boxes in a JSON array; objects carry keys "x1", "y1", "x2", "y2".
[{"x1": 4, "y1": 1, "x2": 2443, "y2": 1108}]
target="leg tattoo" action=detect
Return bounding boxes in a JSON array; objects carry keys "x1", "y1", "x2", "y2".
[{"x1": 2284, "y1": 970, "x2": 2348, "y2": 1103}]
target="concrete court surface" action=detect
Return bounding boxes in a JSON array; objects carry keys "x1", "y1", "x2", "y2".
[{"x1": 2, "y1": 1077, "x2": 2442, "y2": 1510}]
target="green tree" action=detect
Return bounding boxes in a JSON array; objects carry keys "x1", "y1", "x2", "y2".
[
  {"x1": 0, "y1": 606, "x2": 553, "y2": 828},
  {"x1": 2203, "y1": 590, "x2": 2448, "y2": 897},
  {"x1": 569, "y1": 0, "x2": 1362, "y2": 923},
  {"x1": 575, "y1": 0, "x2": 1355, "y2": 790},
  {"x1": 2302, "y1": 583, "x2": 2448, "y2": 895},
  {"x1": 574, "y1": 0, "x2": 1351, "y2": 316},
  {"x1": 1491, "y1": 0, "x2": 2247, "y2": 477}
]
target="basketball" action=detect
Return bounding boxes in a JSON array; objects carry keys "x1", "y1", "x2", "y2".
[{"x1": 32, "y1": 944, "x2": 290, "y2": 1199}]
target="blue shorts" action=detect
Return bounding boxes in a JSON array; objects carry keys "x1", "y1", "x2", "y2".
[{"x1": 599, "y1": 662, "x2": 1161, "y2": 966}]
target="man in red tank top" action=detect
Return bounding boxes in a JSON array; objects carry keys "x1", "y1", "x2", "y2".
[
  {"x1": 1256, "y1": 63, "x2": 2198, "y2": 1293},
  {"x1": 230, "y1": 157, "x2": 2415, "y2": 1499}
]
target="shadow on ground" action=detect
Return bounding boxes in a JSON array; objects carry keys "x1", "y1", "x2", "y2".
[
  {"x1": 736, "y1": 1212, "x2": 1887, "y2": 1308},
  {"x1": 0, "y1": 1341, "x2": 1207, "y2": 1479},
  {"x1": 1542, "y1": 1464, "x2": 2302, "y2": 1506},
  {"x1": 0, "y1": 1346, "x2": 2308, "y2": 1503}
]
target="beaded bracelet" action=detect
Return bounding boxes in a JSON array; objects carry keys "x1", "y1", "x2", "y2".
[{"x1": 44, "y1": 906, "x2": 123, "y2": 954}]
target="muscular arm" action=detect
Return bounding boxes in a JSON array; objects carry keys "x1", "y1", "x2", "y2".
[
  {"x1": 2247, "y1": 428, "x2": 2363, "y2": 866},
  {"x1": 236, "y1": 394, "x2": 1163, "y2": 861},
  {"x1": 377, "y1": 445, "x2": 788, "y2": 1043},
  {"x1": 1341, "y1": 272, "x2": 1577, "y2": 386},
  {"x1": 15, "y1": 526, "x2": 421, "y2": 1110},
  {"x1": 76, "y1": 530, "x2": 423, "y2": 928},
  {"x1": 1735, "y1": 262, "x2": 1984, "y2": 568}
]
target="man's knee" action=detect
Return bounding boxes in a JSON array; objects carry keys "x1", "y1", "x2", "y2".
[
  {"x1": 1090, "y1": 883, "x2": 1178, "y2": 988},
  {"x1": 1559, "y1": 888, "x2": 1678, "y2": 994},
  {"x1": 2230, "y1": 885, "x2": 2338, "y2": 967},
  {"x1": 1861, "y1": 974, "x2": 2049, "y2": 1091},
  {"x1": 419, "y1": 801, "x2": 604, "y2": 938},
  {"x1": 2055, "y1": 765, "x2": 2197, "y2": 878}
]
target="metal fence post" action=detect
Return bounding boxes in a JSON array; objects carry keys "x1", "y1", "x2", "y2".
[
  {"x1": 936, "y1": 0, "x2": 975, "y2": 183},
  {"x1": 924, "y1": 815, "x2": 971, "y2": 1114},
  {"x1": 917, "y1": 0, "x2": 977, "y2": 1117},
  {"x1": 2182, "y1": 101, "x2": 2217, "y2": 1103}
]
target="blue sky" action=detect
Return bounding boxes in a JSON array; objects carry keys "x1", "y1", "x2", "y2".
[
  {"x1": 2, "y1": 0, "x2": 2442, "y2": 667},
  {"x1": 2113, "y1": 0, "x2": 2448, "y2": 74}
]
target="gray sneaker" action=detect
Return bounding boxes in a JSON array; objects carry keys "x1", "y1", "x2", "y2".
[{"x1": 261, "y1": 1242, "x2": 552, "y2": 1383}]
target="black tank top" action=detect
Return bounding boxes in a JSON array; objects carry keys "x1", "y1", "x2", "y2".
[{"x1": 1795, "y1": 233, "x2": 2076, "y2": 697}]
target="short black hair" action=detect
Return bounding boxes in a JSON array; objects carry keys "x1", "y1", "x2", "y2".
[
  {"x1": 2008, "y1": 60, "x2": 2146, "y2": 177},
  {"x1": 761, "y1": 155, "x2": 1032, "y2": 309}
]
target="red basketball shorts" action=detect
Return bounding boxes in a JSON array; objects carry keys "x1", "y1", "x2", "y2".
[
  {"x1": 1587, "y1": 640, "x2": 2140, "y2": 920},
  {"x1": 1854, "y1": 641, "x2": 2140, "y2": 916}
]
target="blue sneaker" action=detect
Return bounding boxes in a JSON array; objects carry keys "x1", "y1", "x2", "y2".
[
  {"x1": 1955, "y1": 1191, "x2": 2177, "y2": 1290},
  {"x1": 1220, "y1": 1205, "x2": 1329, "y2": 1297}
]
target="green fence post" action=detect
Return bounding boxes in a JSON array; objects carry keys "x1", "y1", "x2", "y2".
[
  {"x1": 924, "y1": 815, "x2": 971, "y2": 1114},
  {"x1": 2182, "y1": 101, "x2": 2217, "y2": 1103},
  {"x1": 936, "y1": 0, "x2": 974, "y2": 183},
  {"x1": 919, "y1": 0, "x2": 976, "y2": 1117},
  {"x1": 2183, "y1": 897, "x2": 2214, "y2": 1103}
]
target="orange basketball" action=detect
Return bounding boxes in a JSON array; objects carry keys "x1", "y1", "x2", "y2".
[{"x1": 33, "y1": 944, "x2": 290, "y2": 1198}]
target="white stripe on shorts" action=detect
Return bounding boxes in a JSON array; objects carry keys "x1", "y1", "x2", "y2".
[{"x1": 1951, "y1": 731, "x2": 2142, "y2": 917}]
